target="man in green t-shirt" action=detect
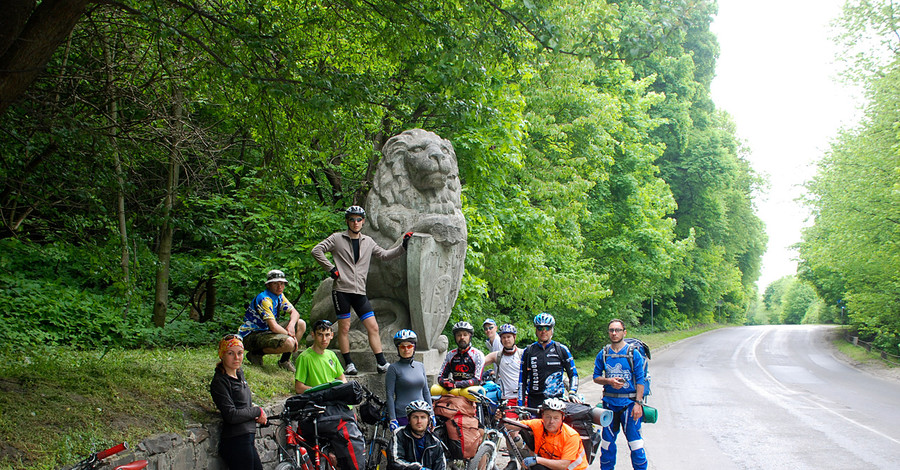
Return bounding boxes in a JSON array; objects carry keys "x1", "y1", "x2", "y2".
[
  {"x1": 295, "y1": 319, "x2": 346, "y2": 392},
  {"x1": 294, "y1": 320, "x2": 364, "y2": 470}
]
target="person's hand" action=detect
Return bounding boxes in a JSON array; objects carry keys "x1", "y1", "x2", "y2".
[
  {"x1": 402, "y1": 231, "x2": 414, "y2": 249},
  {"x1": 440, "y1": 378, "x2": 455, "y2": 389},
  {"x1": 257, "y1": 408, "x2": 268, "y2": 425},
  {"x1": 389, "y1": 419, "x2": 400, "y2": 431},
  {"x1": 523, "y1": 457, "x2": 537, "y2": 468},
  {"x1": 611, "y1": 377, "x2": 626, "y2": 389},
  {"x1": 631, "y1": 402, "x2": 644, "y2": 421},
  {"x1": 329, "y1": 267, "x2": 340, "y2": 280},
  {"x1": 567, "y1": 393, "x2": 585, "y2": 404}
]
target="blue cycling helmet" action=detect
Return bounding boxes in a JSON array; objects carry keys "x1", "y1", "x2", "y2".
[
  {"x1": 498, "y1": 324, "x2": 518, "y2": 336},
  {"x1": 393, "y1": 329, "x2": 418, "y2": 346},
  {"x1": 533, "y1": 313, "x2": 555, "y2": 327},
  {"x1": 482, "y1": 318, "x2": 497, "y2": 328}
]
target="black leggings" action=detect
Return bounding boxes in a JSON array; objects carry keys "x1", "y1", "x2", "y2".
[{"x1": 219, "y1": 432, "x2": 263, "y2": 470}]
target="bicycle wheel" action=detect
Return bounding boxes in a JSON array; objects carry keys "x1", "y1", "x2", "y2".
[
  {"x1": 365, "y1": 438, "x2": 389, "y2": 470},
  {"x1": 275, "y1": 462, "x2": 300, "y2": 470},
  {"x1": 467, "y1": 442, "x2": 499, "y2": 470}
]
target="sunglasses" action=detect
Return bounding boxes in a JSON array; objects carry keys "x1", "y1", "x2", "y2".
[
  {"x1": 222, "y1": 333, "x2": 239, "y2": 341},
  {"x1": 536, "y1": 326, "x2": 552, "y2": 332},
  {"x1": 608, "y1": 328, "x2": 624, "y2": 333},
  {"x1": 347, "y1": 217, "x2": 365, "y2": 222},
  {"x1": 398, "y1": 344, "x2": 416, "y2": 350}
]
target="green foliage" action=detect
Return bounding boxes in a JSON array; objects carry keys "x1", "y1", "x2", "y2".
[
  {"x1": 799, "y1": 0, "x2": 900, "y2": 354},
  {"x1": 1, "y1": 0, "x2": 764, "y2": 354}
]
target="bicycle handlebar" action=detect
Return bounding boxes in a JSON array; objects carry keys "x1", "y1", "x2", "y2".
[{"x1": 96, "y1": 442, "x2": 128, "y2": 461}]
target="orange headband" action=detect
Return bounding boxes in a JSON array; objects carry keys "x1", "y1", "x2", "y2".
[{"x1": 218, "y1": 336, "x2": 244, "y2": 359}]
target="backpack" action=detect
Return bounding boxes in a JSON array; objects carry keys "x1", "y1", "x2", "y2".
[
  {"x1": 433, "y1": 394, "x2": 484, "y2": 459},
  {"x1": 562, "y1": 402, "x2": 601, "y2": 464},
  {"x1": 601, "y1": 338, "x2": 651, "y2": 399}
]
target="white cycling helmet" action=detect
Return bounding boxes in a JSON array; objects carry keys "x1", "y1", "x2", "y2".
[
  {"x1": 406, "y1": 400, "x2": 433, "y2": 416},
  {"x1": 452, "y1": 321, "x2": 475, "y2": 335},
  {"x1": 540, "y1": 398, "x2": 567, "y2": 414}
]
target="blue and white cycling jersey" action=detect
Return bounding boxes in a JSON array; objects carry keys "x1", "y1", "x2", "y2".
[
  {"x1": 593, "y1": 344, "x2": 647, "y2": 407},
  {"x1": 237, "y1": 289, "x2": 294, "y2": 338}
]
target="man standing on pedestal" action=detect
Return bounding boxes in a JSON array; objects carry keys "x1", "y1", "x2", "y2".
[{"x1": 312, "y1": 205, "x2": 412, "y2": 374}]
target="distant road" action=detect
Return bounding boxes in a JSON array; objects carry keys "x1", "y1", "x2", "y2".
[{"x1": 578, "y1": 325, "x2": 900, "y2": 469}]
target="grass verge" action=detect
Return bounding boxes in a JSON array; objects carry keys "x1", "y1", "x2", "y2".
[
  {"x1": 573, "y1": 323, "x2": 732, "y2": 375},
  {"x1": 0, "y1": 346, "x2": 295, "y2": 470},
  {"x1": 832, "y1": 336, "x2": 900, "y2": 368}
]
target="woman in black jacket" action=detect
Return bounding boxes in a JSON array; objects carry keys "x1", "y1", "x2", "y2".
[{"x1": 210, "y1": 334, "x2": 267, "y2": 469}]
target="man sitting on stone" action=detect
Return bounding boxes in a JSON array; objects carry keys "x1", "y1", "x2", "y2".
[
  {"x1": 389, "y1": 400, "x2": 446, "y2": 470},
  {"x1": 237, "y1": 269, "x2": 306, "y2": 372}
]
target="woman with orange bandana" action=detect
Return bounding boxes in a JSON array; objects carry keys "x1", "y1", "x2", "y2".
[{"x1": 210, "y1": 334, "x2": 268, "y2": 469}]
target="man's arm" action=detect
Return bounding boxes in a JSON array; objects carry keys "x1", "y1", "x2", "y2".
[
  {"x1": 517, "y1": 350, "x2": 528, "y2": 406},
  {"x1": 311, "y1": 233, "x2": 337, "y2": 270},
  {"x1": 295, "y1": 379, "x2": 311, "y2": 394},
  {"x1": 371, "y1": 239, "x2": 406, "y2": 261},
  {"x1": 560, "y1": 344, "x2": 578, "y2": 393}
]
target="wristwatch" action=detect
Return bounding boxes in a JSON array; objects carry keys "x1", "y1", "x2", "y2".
[{"x1": 635, "y1": 400, "x2": 643, "y2": 406}]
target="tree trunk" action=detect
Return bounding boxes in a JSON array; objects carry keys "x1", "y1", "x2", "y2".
[
  {"x1": 103, "y1": 30, "x2": 131, "y2": 318},
  {"x1": 0, "y1": 0, "x2": 92, "y2": 115},
  {"x1": 151, "y1": 88, "x2": 183, "y2": 327},
  {"x1": 201, "y1": 274, "x2": 216, "y2": 323}
]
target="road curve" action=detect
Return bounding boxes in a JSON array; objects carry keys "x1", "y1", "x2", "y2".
[{"x1": 578, "y1": 325, "x2": 900, "y2": 469}]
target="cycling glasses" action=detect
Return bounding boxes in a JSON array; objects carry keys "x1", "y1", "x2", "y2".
[
  {"x1": 608, "y1": 328, "x2": 624, "y2": 333},
  {"x1": 348, "y1": 217, "x2": 364, "y2": 222},
  {"x1": 536, "y1": 326, "x2": 552, "y2": 332}
]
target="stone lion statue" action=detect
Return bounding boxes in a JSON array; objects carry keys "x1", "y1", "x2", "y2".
[{"x1": 309, "y1": 129, "x2": 467, "y2": 353}]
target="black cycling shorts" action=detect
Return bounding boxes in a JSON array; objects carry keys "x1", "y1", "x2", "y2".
[{"x1": 332, "y1": 291, "x2": 375, "y2": 321}]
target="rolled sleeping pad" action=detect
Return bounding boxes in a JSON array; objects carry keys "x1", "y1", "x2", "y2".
[
  {"x1": 642, "y1": 404, "x2": 658, "y2": 424},
  {"x1": 591, "y1": 405, "x2": 614, "y2": 427}
]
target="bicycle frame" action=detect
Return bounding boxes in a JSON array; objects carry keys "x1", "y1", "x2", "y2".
[
  {"x1": 68, "y1": 442, "x2": 148, "y2": 470},
  {"x1": 268, "y1": 403, "x2": 337, "y2": 470},
  {"x1": 360, "y1": 385, "x2": 389, "y2": 470}
]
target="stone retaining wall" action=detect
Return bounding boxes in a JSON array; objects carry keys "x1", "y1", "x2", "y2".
[{"x1": 102, "y1": 375, "x2": 389, "y2": 470}]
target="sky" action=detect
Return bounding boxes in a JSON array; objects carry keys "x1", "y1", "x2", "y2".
[{"x1": 708, "y1": 0, "x2": 863, "y2": 291}]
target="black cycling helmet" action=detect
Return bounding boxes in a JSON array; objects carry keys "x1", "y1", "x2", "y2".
[
  {"x1": 393, "y1": 329, "x2": 418, "y2": 346},
  {"x1": 345, "y1": 205, "x2": 366, "y2": 218},
  {"x1": 452, "y1": 321, "x2": 475, "y2": 335},
  {"x1": 533, "y1": 312, "x2": 555, "y2": 327}
]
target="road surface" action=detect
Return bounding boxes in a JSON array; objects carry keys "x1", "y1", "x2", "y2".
[{"x1": 578, "y1": 325, "x2": 900, "y2": 469}]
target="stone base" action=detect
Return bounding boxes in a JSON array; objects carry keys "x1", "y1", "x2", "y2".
[{"x1": 332, "y1": 347, "x2": 444, "y2": 400}]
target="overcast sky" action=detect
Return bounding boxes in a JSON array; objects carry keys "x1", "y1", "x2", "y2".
[{"x1": 709, "y1": 0, "x2": 863, "y2": 291}]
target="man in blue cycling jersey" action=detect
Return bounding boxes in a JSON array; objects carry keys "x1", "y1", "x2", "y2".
[
  {"x1": 593, "y1": 319, "x2": 647, "y2": 470},
  {"x1": 518, "y1": 313, "x2": 578, "y2": 409}
]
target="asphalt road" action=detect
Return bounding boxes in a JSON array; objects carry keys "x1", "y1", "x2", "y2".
[{"x1": 577, "y1": 325, "x2": 900, "y2": 469}]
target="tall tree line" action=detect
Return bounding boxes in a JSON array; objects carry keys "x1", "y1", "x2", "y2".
[
  {"x1": 0, "y1": 0, "x2": 765, "y2": 352},
  {"x1": 798, "y1": 0, "x2": 900, "y2": 355}
]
